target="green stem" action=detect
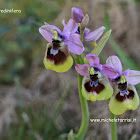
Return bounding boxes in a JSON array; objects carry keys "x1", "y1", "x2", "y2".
[
  {"x1": 76, "y1": 31, "x2": 89, "y2": 140},
  {"x1": 76, "y1": 74, "x2": 89, "y2": 140},
  {"x1": 110, "y1": 112, "x2": 117, "y2": 140},
  {"x1": 75, "y1": 27, "x2": 112, "y2": 139}
]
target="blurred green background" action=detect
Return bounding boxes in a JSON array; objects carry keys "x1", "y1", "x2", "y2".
[{"x1": 0, "y1": 0, "x2": 140, "y2": 140}]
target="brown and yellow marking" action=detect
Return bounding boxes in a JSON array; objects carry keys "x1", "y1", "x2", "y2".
[
  {"x1": 47, "y1": 46, "x2": 68, "y2": 65},
  {"x1": 116, "y1": 90, "x2": 135, "y2": 102},
  {"x1": 84, "y1": 81, "x2": 105, "y2": 94}
]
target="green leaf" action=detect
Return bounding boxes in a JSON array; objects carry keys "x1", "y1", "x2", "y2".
[
  {"x1": 130, "y1": 135, "x2": 136, "y2": 140},
  {"x1": 68, "y1": 130, "x2": 75, "y2": 140},
  {"x1": 91, "y1": 29, "x2": 112, "y2": 56}
]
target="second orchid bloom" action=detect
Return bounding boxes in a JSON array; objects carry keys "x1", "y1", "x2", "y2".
[
  {"x1": 75, "y1": 54, "x2": 113, "y2": 101},
  {"x1": 103, "y1": 56, "x2": 140, "y2": 115},
  {"x1": 76, "y1": 54, "x2": 140, "y2": 115}
]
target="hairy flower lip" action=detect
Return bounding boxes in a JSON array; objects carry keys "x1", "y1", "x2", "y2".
[
  {"x1": 82, "y1": 74, "x2": 113, "y2": 101},
  {"x1": 46, "y1": 43, "x2": 68, "y2": 65},
  {"x1": 44, "y1": 43, "x2": 73, "y2": 73},
  {"x1": 109, "y1": 84, "x2": 139, "y2": 115},
  {"x1": 84, "y1": 79, "x2": 105, "y2": 94}
]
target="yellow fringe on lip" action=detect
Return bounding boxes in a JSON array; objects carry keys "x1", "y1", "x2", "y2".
[
  {"x1": 109, "y1": 85, "x2": 139, "y2": 115},
  {"x1": 43, "y1": 43, "x2": 73, "y2": 73},
  {"x1": 82, "y1": 74, "x2": 113, "y2": 102},
  {"x1": 43, "y1": 55, "x2": 73, "y2": 73}
]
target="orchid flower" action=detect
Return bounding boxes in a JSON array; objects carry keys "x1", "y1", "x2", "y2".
[
  {"x1": 39, "y1": 19, "x2": 84, "y2": 73},
  {"x1": 75, "y1": 54, "x2": 113, "y2": 101},
  {"x1": 71, "y1": 7, "x2": 106, "y2": 43},
  {"x1": 102, "y1": 56, "x2": 140, "y2": 115}
]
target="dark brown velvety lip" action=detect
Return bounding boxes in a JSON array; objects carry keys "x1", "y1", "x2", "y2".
[
  {"x1": 115, "y1": 90, "x2": 135, "y2": 102},
  {"x1": 84, "y1": 80, "x2": 105, "y2": 94},
  {"x1": 47, "y1": 46, "x2": 68, "y2": 65}
]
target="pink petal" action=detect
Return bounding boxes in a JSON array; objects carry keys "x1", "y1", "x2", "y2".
[
  {"x1": 102, "y1": 65, "x2": 118, "y2": 79},
  {"x1": 121, "y1": 69, "x2": 129, "y2": 76},
  {"x1": 63, "y1": 19, "x2": 78, "y2": 34},
  {"x1": 39, "y1": 25, "x2": 61, "y2": 42},
  {"x1": 75, "y1": 64, "x2": 90, "y2": 76},
  {"x1": 65, "y1": 35, "x2": 84, "y2": 55},
  {"x1": 84, "y1": 28, "x2": 90, "y2": 36},
  {"x1": 106, "y1": 56, "x2": 122, "y2": 74},
  {"x1": 85, "y1": 54, "x2": 100, "y2": 67},
  {"x1": 127, "y1": 70, "x2": 140, "y2": 85},
  {"x1": 84, "y1": 26, "x2": 105, "y2": 42}
]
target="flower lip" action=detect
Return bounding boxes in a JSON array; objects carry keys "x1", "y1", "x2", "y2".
[
  {"x1": 84, "y1": 80, "x2": 105, "y2": 94},
  {"x1": 46, "y1": 44, "x2": 68, "y2": 65},
  {"x1": 115, "y1": 89, "x2": 134, "y2": 102}
]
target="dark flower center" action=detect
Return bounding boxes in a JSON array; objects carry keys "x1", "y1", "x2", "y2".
[
  {"x1": 90, "y1": 74, "x2": 98, "y2": 87},
  {"x1": 116, "y1": 89, "x2": 134, "y2": 102},
  {"x1": 116, "y1": 75, "x2": 135, "y2": 102},
  {"x1": 84, "y1": 67, "x2": 105, "y2": 94},
  {"x1": 51, "y1": 30, "x2": 64, "y2": 54},
  {"x1": 84, "y1": 80, "x2": 105, "y2": 94},
  {"x1": 52, "y1": 40, "x2": 61, "y2": 50},
  {"x1": 77, "y1": 26, "x2": 81, "y2": 34},
  {"x1": 89, "y1": 67, "x2": 99, "y2": 87},
  {"x1": 47, "y1": 46, "x2": 68, "y2": 65},
  {"x1": 46, "y1": 30, "x2": 69, "y2": 64}
]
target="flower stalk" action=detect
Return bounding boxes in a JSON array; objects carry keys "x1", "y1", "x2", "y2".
[
  {"x1": 110, "y1": 112, "x2": 117, "y2": 140},
  {"x1": 77, "y1": 73, "x2": 89, "y2": 140},
  {"x1": 76, "y1": 31, "x2": 89, "y2": 140},
  {"x1": 76, "y1": 29, "x2": 112, "y2": 139}
]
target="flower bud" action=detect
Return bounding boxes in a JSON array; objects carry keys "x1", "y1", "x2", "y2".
[
  {"x1": 72, "y1": 7, "x2": 83, "y2": 23},
  {"x1": 81, "y1": 14, "x2": 89, "y2": 31}
]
